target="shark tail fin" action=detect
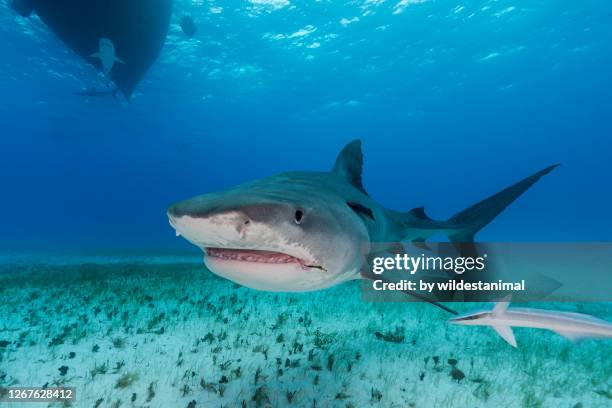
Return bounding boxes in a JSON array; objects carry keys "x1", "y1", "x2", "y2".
[{"x1": 447, "y1": 164, "x2": 559, "y2": 243}]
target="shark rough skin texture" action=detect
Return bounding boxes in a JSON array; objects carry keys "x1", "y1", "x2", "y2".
[
  {"x1": 450, "y1": 297, "x2": 612, "y2": 347},
  {"x1": 168, "y1": 140, "x2": 557, "y2": 312}
]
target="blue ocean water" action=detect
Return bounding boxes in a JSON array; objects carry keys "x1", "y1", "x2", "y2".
[
  {"x1": 1, "y1": 3, "x2": 612, "y2": 408},
  {"x1": 0, "y1": 0, "x2": 611, "y2": 253}
]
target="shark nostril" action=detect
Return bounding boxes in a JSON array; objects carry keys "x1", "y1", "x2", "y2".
[{"x1": 236, "y1": 217, "x2": 251, "y2": 236}]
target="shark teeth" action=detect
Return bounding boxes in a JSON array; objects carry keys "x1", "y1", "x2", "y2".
[{"x1": 205, "y1": 247, "x2": 303, "y2": 264}]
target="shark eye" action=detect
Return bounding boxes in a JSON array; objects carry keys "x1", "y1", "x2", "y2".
[{"x1": 294, "y1": 210, "x2": 304, "y2": 224}]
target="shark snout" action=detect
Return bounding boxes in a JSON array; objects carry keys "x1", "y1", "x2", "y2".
[
  {"x1": 168, "y1": 197, "x2": 288, "y2": 223},
  {"x1": 167, "y1": 200, "x2": 218, "y2": 219},
  {"x1": 167, "y1": 196, "x2": 294, "y2": 247},
  {"x1": 167, "y1": 209, "x2": 251, "y2": 248}
]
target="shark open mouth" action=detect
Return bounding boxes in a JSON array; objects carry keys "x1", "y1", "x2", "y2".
[{"x1": 205, "y1": 247, "x2": 325, "y2": 270}]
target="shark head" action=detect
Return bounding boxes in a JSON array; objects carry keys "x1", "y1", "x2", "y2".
[
  {"x1": 168, "y1": 170, "x2": 370, "y2": 292},
  {"x1": 448, "y1": 310, "x2": 492, "y2": 326},
  {"x1": 99, "y1": 37, "x2": 114, "y2": 53}
]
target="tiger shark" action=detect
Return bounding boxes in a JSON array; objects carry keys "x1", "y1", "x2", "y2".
[{"x1": 167, "y1": 140, "x2": 557, "y2": 313}]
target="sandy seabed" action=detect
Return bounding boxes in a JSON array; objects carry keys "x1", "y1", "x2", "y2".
[{"x1": 0, "y1": 254, "x2": 610, "y2": 408}]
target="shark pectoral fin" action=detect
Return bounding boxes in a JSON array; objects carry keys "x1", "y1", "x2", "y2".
[
  {"x1": 90, "y1": 52, "x2": 101, "y2": 59},
  {"x1": 115, "y1": 56, "x2": 126, "y2": 64},
  {"x1": 491, "y1": 324, "x2": 517, "y2": 347}
]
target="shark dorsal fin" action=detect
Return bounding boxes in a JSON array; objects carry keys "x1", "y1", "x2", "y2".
[
  {"x1": 333, "y1": 139, "x2": 368, "y2": 196},
  {"x1": 409, "y1": 206, "x2": 431, "y2": 221},
  {"x1": 491, "y1": 324, "x2": 517, "y2": 347},
  {"x1": 493, "y1": 295, "x2": 512, "y2": 316}
]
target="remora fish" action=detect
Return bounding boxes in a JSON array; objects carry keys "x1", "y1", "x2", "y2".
[
  {"x1": 75, "y1": 87, "x2": 119, "y2": 98},
  {"x1": 168, "y1": 140, "x2": 557, "y2": 312},
  {"x1": 450, "y1": 297, "x2": 612, "y2": 347}
]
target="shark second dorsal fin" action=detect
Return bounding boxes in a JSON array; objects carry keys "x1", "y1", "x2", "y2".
[
  {"x1": 491, "y1": 324, "x2": 517, "y2": 347},
  {"x1": 333, "y1": 139, "x2": 368, "y2": 196},
  {"x1": 409, "y1": 206, "x2": 432, "y2": 221}
]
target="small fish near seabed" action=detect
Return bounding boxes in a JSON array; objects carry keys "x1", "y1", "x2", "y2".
[
  {"x1": 168, "y1": 140, "x2": 557, "y2": 314},
  {"x1": 75, "y1": 86, "x2": 119, "y2": 98},
  {"x1": 450, "y1": 296, "x2": 612, "y2": 347}
]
